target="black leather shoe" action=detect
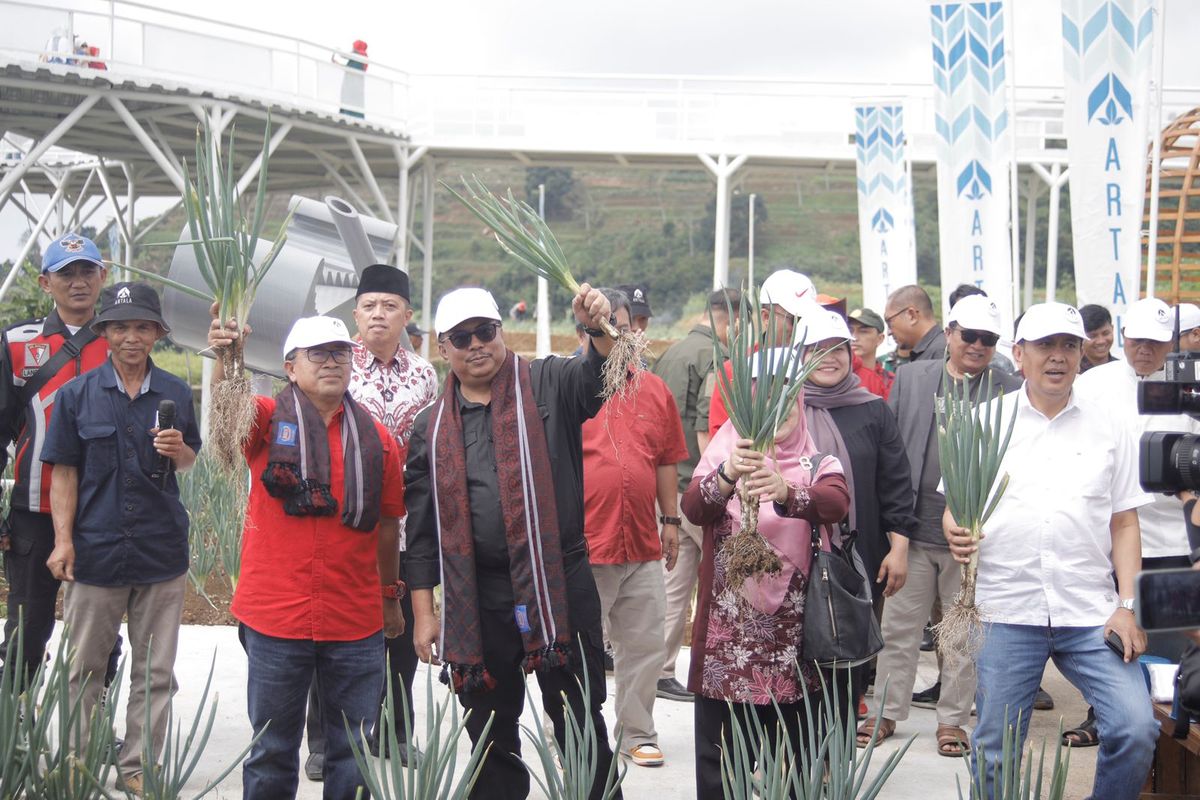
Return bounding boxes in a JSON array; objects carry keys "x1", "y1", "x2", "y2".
[
  {"x1": 656, "y1": 678, "x2": 693, "y2": 702},
  {"x1": 304, "y1": 752, "x2": 324, "y2": 782},
  {"x1": 911, "y1": 681, "x2": 941, "y2": 709},
  {"x1": 919, "y1": 624, "x2": 936, "y2": 652}
]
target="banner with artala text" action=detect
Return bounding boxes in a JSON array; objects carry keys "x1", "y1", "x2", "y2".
[
  {"x1": 1061, "y1": 0, "x2": 1154, "y2": 344},
  {"x1": 929, "y1": 1, "x2": 1015, "y2": 333},
  {"x1": 854, "y1": 103, "x2": 918, "y2": 315}
]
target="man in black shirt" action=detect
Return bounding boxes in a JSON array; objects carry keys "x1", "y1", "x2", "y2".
[
  {"x1": 405, "y1": 284, "x2": 621, "y2": 800},
  {"x1": 884, "y1": 285, "x2": 947, "y2": 365}
]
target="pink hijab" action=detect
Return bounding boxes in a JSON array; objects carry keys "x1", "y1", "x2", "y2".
[{"x1": 696, "y1": 394, "x2": 844, "y2": 614}]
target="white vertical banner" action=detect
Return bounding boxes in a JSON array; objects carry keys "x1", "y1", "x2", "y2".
[
  {"x1": 854, "y1": 103, "x2": 918, "y2": 314},
  {"x1": 929, "y1": 1, "x2": 1015, "y2": 331},
  {"x1": 1061, "y1": 0, "x2": 1154, "y2": 339}
]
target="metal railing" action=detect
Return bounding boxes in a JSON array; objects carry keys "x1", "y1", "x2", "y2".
[{"x1": 2, "y1": 0, "x2": 1197, "y2": 162}]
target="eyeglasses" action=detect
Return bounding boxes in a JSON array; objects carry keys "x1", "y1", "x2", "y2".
[
  {"x1": 302, "y1": 347, "x2": 352, "y2": 364},
  {"x1": 441, "y1": 321, "x2": 502, "y2": 350},
  {"x1": 957, "y1": 329, "x2": 1000, "y2": 348},
  {"x1": 884, "y1": 307, "x2": 912, "y2": 326}
]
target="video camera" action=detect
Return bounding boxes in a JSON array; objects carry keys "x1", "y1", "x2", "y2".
[{"x1": 1138, "y1": 312, "x2": 1200, "y2": 492}]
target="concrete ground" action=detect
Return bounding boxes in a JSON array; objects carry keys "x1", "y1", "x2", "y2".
[{"x1": 73, "y1": 625, "x2": 1103, "y2": 799}]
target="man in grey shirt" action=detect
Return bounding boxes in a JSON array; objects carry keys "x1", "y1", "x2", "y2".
[
  {"x1": 884, "y1": 285, "x2": 946, "y2": 365},
  {"x1": 859, "y1": 295, "x2": 1021, "y2": 757}
]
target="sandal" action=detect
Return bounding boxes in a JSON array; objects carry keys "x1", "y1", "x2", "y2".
[
  {"x1": 936, "y1": 724, "x2": 970, "y2": 758},
  {"x1": 1061, "y1": 707, "x2": 1100, "y2": 748},
  {"x1": 855, "y1": 716, "x2": 895, "y2": 749}
]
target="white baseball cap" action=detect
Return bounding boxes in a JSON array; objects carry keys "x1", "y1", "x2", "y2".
[
  {"x1": 798, "y1": 309, "x2": 851, "y2": 347},
  {"x1": 1176, "y1": 303, "x2": 1200, "y2": 333},
  {"x1": 283, "y1": 316, "x2": 355, "y2": 357},
  {"x1": 947, "y1": 294, "x2": 1003, "y2": 336},
  {"x1": 1015, "y1": 303, "x2": 1087, "y2": 343},
  {"x1": 434, "y1": 287, "x2": 502, "y2": 334},
  {"x1": 759, "y1": 270, "x2": 819, "y2": 319},
  {"x1": 1122, "y1": 297, "x2": 1173, "y2": 343}
]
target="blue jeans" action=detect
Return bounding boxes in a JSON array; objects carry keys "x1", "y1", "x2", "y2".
[
  {"x1": 974, "y1": 623, "x2": 1158, "y2": 800},
  {"x1": 240, "y1": 624, "x2": 383, "y2": 800}
]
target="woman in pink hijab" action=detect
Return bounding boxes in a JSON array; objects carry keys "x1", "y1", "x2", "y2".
[{"x1": 682, "y1": 373, "x2": 849, "y2": 800}]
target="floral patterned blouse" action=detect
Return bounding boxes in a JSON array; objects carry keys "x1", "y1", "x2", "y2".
[{"x1": 680, "y1": 469, "x2": 850, "y2": 704}]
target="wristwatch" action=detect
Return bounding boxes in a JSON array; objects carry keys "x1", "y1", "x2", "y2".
[
  {"x1": 1118, "y1": 598, "x2": 1135, "y2": 612},
  {"x1": 659, "y1": 515, "x2": 682, "y2": 526},
  {"x1": 716, "y1": 461, "x2": 736, "y2": 485},
  {"x1": 382, "y1": 580, "x2": 407, "y2": 600},
  {"x1": 583, "y1": 326, "x2": 607, "y2": 338}
]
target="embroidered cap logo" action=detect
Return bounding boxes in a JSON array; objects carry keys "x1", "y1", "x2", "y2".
[
  {"x1": 115, "y1": 286, "x2": 132, "y2": 304},
  {"x1": 61, "y1": 236, "x2": 84, "y2": 253}
]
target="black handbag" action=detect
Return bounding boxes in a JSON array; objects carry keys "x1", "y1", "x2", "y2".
[
  {"x1": 1174, "y1": 642, "x2": 1200, "y2": 739},
  {"x1": 801, "y1": 522, "x2": 884, "y2": 668}
]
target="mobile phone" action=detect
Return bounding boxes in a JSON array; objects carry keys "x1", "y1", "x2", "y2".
[
  {"x1": 1135, "y1": 568, "x2": 1200, "y2": 633},
  {"x1": 1104, "y1": 631, "x2": 1125, "y2": 657}
]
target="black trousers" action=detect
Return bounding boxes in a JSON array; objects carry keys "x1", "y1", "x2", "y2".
[
  {"x1": 1, "y1": 509, "x2": 121, "y2": 687},
  {"x1": 693, "y1": 692, "x2": 821, "y2": 800},
  {"x1": 458, "y1": 557, "x2": 620, "y2": 800},
  {"x1": 307, "y1": 562, "x2": 418, "y2": 755}
]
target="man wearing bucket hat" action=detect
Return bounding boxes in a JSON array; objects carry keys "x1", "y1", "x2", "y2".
[
  {"x1": 404, "y1": 282, "x2": 622, "y2": 800},
  {"x1": 206, "y1": 312, "x2": 407, "y2": 800},
  {"x1": 0, "y1": 233, "x2": 118, "y2": 688},
  {"x1": 41, "y1": 282, "x2": 201, "y2": 794},
  {"x1": 303, "y1": 265, "x2": 436, "y2": 779},
  {"x1": 946, "y1": 302, "x2": 1158, "y2": 800},
  {"x1": 862, "y1": 294, "x2": 1021, "y2": 758}
]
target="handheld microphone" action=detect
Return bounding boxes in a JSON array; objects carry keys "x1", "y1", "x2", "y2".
[{"x1": 154, "y1": 399, "x2": 176, "y2": 490}]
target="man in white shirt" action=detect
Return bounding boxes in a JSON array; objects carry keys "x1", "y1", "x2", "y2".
[
  {"x1": 1177, "y1": 303, "x2": 1200, "y2": 353},
  {"x1": 946, "y1": 302, "x2": 1158, "y2": 800}
]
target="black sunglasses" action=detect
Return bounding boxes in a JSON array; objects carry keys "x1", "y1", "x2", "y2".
[
  {"x1": 441, "y1": 321, "x2": 502, "y2": 350},
  {"x1": 958, "y1": 329, "x2": 1000, "y2": 348}
]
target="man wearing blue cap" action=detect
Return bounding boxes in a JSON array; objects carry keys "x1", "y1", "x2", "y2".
[{"x1": 0, "y1": 234, "x2": 116, "y2": 687}]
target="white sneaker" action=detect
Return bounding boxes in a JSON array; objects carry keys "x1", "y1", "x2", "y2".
[{"x1": 625, "y1": 743, "x2": 665, "y2": 767}]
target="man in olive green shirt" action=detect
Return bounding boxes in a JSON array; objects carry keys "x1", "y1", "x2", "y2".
[{"x1": 649, "y1": 288, "x2": 738, "y2": 702}]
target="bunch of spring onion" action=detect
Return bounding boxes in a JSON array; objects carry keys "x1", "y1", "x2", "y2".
[
  {"x1": 707, "y1": 287, "x2": 835, "y2": 591},
  {"x1": 127, "y1": 116, "x2": 289, "y2": 472},
  {"x1": 933, "y1": 367, "x2": 1016, "y2": 657},
  {"x1": 444, "y1": 176, "x2": 644, "y2": 398}
]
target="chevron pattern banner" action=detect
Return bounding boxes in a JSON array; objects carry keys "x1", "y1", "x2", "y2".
[
  {"x1": 854, "y1": 104, "x2": 917, "y2": 313},
  {"x1": 929, "y1": 1, "x2": 1014, "y2": 329},
  {"x1": 1061, "y1": 0, "x2": 1154, "y2": 341}
]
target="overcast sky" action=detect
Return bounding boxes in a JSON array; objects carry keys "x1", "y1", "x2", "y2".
[{"x1": 4, "y1": 1, "x2": 1199, "y2": 259}]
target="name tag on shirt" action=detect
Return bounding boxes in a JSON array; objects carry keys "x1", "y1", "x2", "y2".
[{"x1": 275, "y1": 422, "x2": 299, "y2": 447}]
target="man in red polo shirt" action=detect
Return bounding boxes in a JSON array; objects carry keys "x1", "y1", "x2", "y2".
[
  {"x1": 208, "y1": 313, "x2": 405, "y2": 800},
  {"x1": 582, "y1": 288, "x2": 689, "y2": 768}
]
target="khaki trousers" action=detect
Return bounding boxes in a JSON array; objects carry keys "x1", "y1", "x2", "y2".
[
  {"x1": 64, "y1": 574, "x2": 186, "y2": 779},
  {"x1": 873, "y1": 541, "x2": 975, "y2": 727},
  {"x1": 592, "y1": 560, "x2": 666, "y2": 750},
  {"x1": 661, "y1": 492, "x2": 703, "y2": 680}
]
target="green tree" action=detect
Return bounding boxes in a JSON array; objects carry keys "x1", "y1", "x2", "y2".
[
  {"x1": 698, "y1": 193, "x2": 768, "y2": 257},
  {"x1": 524, "y1": 167, "x2": 576, "y2": 221}
]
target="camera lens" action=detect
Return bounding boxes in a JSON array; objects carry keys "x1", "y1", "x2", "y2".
[{"x1": 1171, "y1": 434, "x2": 1200, "y2": 490}]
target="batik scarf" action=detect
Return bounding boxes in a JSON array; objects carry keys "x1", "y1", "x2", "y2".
[
  {"x1": 261, "y1": 384, "x2": 383, "y2": 532},
  {"x1": 428, "y1": 352, "x2": 571, "y2": 693}
]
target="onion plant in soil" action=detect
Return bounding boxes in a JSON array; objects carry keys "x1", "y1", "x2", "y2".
[
  {"x1": 707, "y1": 288, "x2": 835, "y2": 591},
  {"x1": 121, "y1": 115, "x2": 290, "y2": 473},
  {"x1": 933, "y1": 367, "x2": 1015, "y2": 658},
  {"x1": 444, "y1": 176, "x2": 645, "y2": 399}
]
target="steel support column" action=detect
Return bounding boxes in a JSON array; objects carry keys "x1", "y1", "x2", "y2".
[
  {"x1": 348, "y1": 138, "x2": 395, "y2": 224},
  {"x1": 420, "y1": 158, "x2": 436, "y2": 361},
  {"x1": 393, "y1": 143, "x2": 427, "y2": 272},
  {"x1": 1022, "y1": 173, "x2": 1042, "y2": 311},
  {"x1": 1031, "y1": 163, "x2": 1068, "y2": 304},
  {"x1": 0, "y1": 178, "x2": 69, "y2": 302},
  {"x1": 698, "y1": 153, "x2": 748, "y2": 290},
  {"x1": 108, "y1": 97, "x2": 185, "y2": 193},
  {"x1": 0, "y1": 93, "x2": 100, "y2": 205}
]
